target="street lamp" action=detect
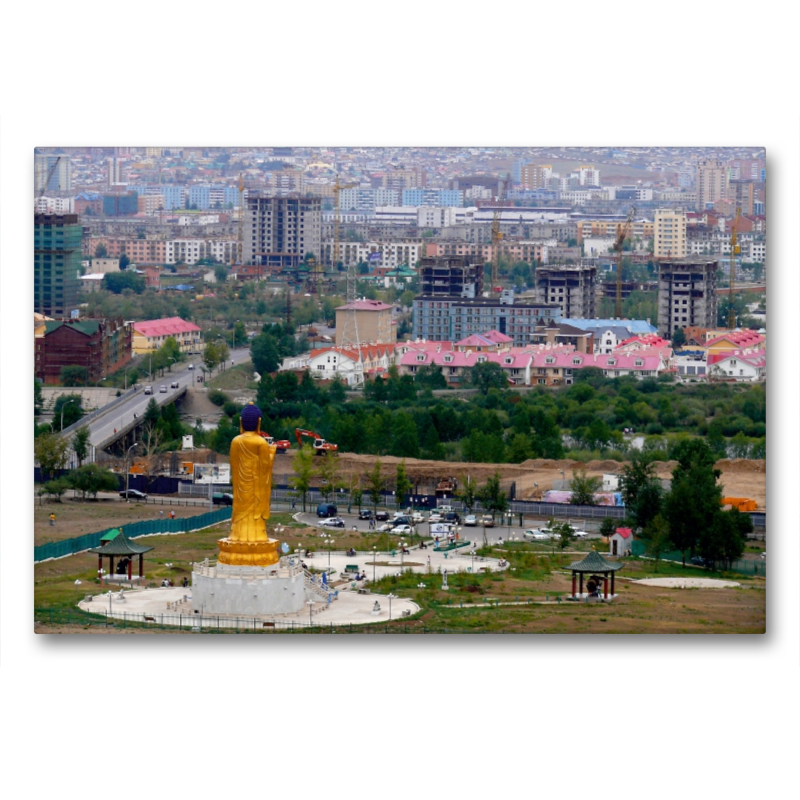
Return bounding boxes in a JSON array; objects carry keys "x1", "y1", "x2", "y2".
[
  {"x1": 98, "y1": 567, "x2": 106, "y2": 586},
  {"x1": 307, "y1": 599, "x2": 314, "y2": 628},
  {"x1": 60, "y1": 397, "x2": 77, "y2": 432},
  {"x1": 328, "y1": 539, "x2": 335, "y2": 568},
  {"x1": 124, "y1": 442, "x2": 139, "y2": 502},
  {"x1": 400, "y1": 540, "x2": 406, "y2": 568},
  {"x1": 387, "y1": 592, "x2": 396, "y2": 621},
  {"x1": 372, "y1": 546, "x2": 377, "y2": 582}
]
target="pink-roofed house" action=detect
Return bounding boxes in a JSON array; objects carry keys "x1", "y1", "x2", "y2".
[
  {"x1": 131, "y1": 317, "x2": 202, "y2": 354},
  {"x1": 398, "y1": 348, "x2": 532, "y2": 386},
  {"x1": 707, "y1": 348, "x2": 766, "y2": 381},
  {"x1": 609, "y1": 527, "x2": 632, "y2": 557},
  {"x1": 529, "y1": 348, "x2": 665, "y2": 386},
  {"x1": 454, "y1": 330, "x2": 513, "y2": 353}
]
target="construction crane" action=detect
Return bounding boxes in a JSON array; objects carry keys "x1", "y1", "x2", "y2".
[
  {"x1": 36, "y1": 156, "x2": 61, "y2": 207},
  {"x1": 490, "y1": 177, "x2": 506, "y2": 290},
  {"x1": 727, "y1": 206, "x2": 742, "y2": 330},
  {"x1": 232, "y1": 172, "x2": 245, "y2": 268},
  {"x1": 613, "y1": 206, "x2": 636, "y2": 318},
  {"x1": 295, "y1": 428, "x2": 338, "y2": 456}
]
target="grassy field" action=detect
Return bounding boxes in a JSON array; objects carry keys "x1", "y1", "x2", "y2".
[
  {"x1": 34, "y1": 508, "x2": 765, "y2": 634},
  {"x1": 206, "y1": 361, "x2": 257, "y2": 392}
]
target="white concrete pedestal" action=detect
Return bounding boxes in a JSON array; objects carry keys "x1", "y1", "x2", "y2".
[{"x1": 192, "y1": 560, "x2": 324, "y2": 616}]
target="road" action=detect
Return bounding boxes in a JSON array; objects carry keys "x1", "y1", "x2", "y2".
[{"x1": 75, "y1": 346, "x2": 251, "y2": 451}]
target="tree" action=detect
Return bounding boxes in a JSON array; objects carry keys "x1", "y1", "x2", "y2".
[
  {"x1": 619, "y1": 453, "x2": 663, "y2": 532},
  {"x1": 569, "y1": 469, "x2": 602, "y2": 505},
  {"x1": 389, "y1": 412, "x2": 420, "y2": 459},
  {"x1": 466, "y1": 361, "x2": 508, "y2": 393},
  {"x1": 60, "y1": 366, "x2": 87, "y2": 387},
  {"x1": 34, "y1": 379, "x2": 44, "y2": 418},
  {"x1": 553, "y1": 520, "x2": 575, "y2": 551},
  {"x1": 671, "y1": 327, "x2": 686, "y2": 348},
  {"x1": 103, "y1": 272, "x2": 146, "y2": 294},
  {"x1": 94, "y1": 243, "x2": 108, "y2": 258},
  {"x1": 663, "y1": 439, "x2": 723, "y2": 566},
  {"x1": 53, "y1": 393, "x2": 84, "y2": 430},
  {"x1": 214, "y1": 264, "x2": 228, "y2": 284},
  {"x1": 599, "y1": 517, "x2": 618, "y2": 539},
  {"x1": 641, "y1": 514, "x2": 672, "y2": 572},
  {"x1": 477, "y1": 471, "x2": 508, "y2": 520},
  {"x1": 414, "y1": 364, "x2": 447, "y2": 390},
  {"x1": 71, "y1": 427, "x2": 91, "y2": 467},
  {"x1": 365, "y1": 459, "x2": 385, "y2": 511},
  {"x1": 288, "y1": 444, "x2": 315, "y2": 511},
  {"x1": 35, "y1": 433, "x2": 70, "y2": 481},
  {"x1": 119, "y1": 253, "x2": 131, "y2": 270},
  {"x1": 315, "y1": 450, "x2": 343, "y2": 502},
  {"x1": 67, "y1": 463, "x2": 119, "y2": 500},
  {"x1": 456, "y1": 474, "x2": 479, "y2": 514},
  {"x1": 394, "y1": 460, "x2": 413, "y2": 508},
  {"x1": 44, "y1": 477, "x2": 71, "y2": 502}
]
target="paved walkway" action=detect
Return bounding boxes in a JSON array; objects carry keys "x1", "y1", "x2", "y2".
[{"x1": 634, "y1": 577, "x2": 741, "y2": 589}]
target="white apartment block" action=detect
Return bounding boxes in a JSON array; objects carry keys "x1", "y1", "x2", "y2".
[
  {"x1": 319, "y1": 240, "x2": 422, "y2": 270},
  {"x1": 417, "y1": 207, "x2": 458, "y2": 227},
  {"x1": 35, "y1": 196, "x2": 75, "y2": 214},
  {"x1": 654, "y1": 209, "x2": 687, "y2": 258},
  {"x1": 166, "y1": 239, "x2": 238, "y2": 265},
  {"x1": 577, "y1": 166, "x2": 600, "y2": 186}
]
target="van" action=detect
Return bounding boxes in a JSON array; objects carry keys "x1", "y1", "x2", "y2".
[
  {"x1": 316, "y1": 503, "x2": 338, "y2": 518},
  {"x1": 144, "y1": 386, "x2": 153, "y2": 395},
  {"x1": 188, "y1": 364, "x2": 194, "y2": 370}
]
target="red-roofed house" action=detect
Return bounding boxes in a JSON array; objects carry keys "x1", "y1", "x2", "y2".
[
  {"x1": 609, "y1": 527, "x2": 632, "y2": 557},
  {"x1": 132, "y1": 317, "x2": 203, "y2": 354},
  {"x1": 454, "y1": 330, "x2": 513, "y2": 353},
  {"x1": 399, "y1": 348, "x2": 532, "y2": 386},
  {"x1": 705, "y1": 330, "x2": 765, "y2": 357},
  {"x1": 707, "y1": 348, "x2": 766, "y2": 381},
  {"x1": 307, "y1": 343, "x2": 396, "y2": 385},
  {"x1": 529, "y1": 349, "x2": 665, "y2": 386}
]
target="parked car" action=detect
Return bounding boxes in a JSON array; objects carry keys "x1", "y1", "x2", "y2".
[
  {"x1": 188, "y1": 364, "x2": 194, "y2": 370},
  {"x1": 319, "y1": 517, "x2": 345, "y2": 528},
  {"x1": 464, "y1": 515, "x2": 477, "y2": 527},
  {"x1": 358, "y1": 509, "x2": 374, "y2": 520},
  {"x1": 391, "y1": 524, "x2": 414, "y2": 536},
  {"x1": 392, "y1": 515, "x2": 412, "y2": 526},
  {"x1": 411, "y1": 511, "x2": 425, "y2": 524},
  {"x1": 481, "y1": 515, "x2": 494, "y2": 527},
  {"x1": 690, "y1": 555, "x2": 713, "y2": 568},
  {"x1": 120, "y1": 489, "x2": 148, "y2": 500},
  {"x1": 316, "y1": 503, "x2": 338, "y2": 518},
  {"x1": 444, "y1": 511, "x2": 461, "y2": 524},
  {"x1": 571, "y1": 527, "x2": 589, "y2": 539},
  {"x1": 170, "y1": 381, "x2": 179, "y2": 389},
  {"x1": 144, "y1": 386, "x2": 153, "y2": 395},
  {"x1": 159, "y1": 384, "x2": 167, "y2": 393},
  {"x1": 212, "y1": 492, "x2": 234, "y2": 506},
  {"x1": 524, "y1": 528, "x2": 550, "y2": 540},
  {"x1": 377, "y1": 522, "x2": 395, "y2": 532},
  {"x1": 375, "y1": 510, "x2": 390, "y2": 521},
  {"x1": 428, "y1": 513, "x2": 443, "y2": 523}
]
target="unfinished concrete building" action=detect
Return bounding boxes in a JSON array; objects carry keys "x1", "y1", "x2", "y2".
[
  {"x1": 418, "y1": 255, "x2": 484, "y2": 298},
  {"x1": 657, "y1": 258, "x2": 719, "y2": 338},
  {"x1": 534, "y1": 263, "x2": 597, "y2": 320}
]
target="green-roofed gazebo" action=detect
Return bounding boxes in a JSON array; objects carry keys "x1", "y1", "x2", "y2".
[
  {"x1": 88, "y1": 529, "x2": 154, "y2": 584},
  {"x1": 564, "y1": 548, "x2": 624, "y2": 600}
]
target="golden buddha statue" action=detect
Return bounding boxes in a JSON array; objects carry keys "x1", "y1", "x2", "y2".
[{"x1": 217, "y1": 402, "x2": 279, "y2": 566}]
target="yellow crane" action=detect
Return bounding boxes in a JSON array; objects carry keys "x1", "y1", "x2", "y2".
[
  {"x1": 490, "y1": 177, "x2": 506, "y2": 289},
  {"x1": 727, "y1": 206, "x2": 741, "y2": 329},
  {"x1": 233, "y1": 172, "x2": 245, "y2": 268},
  {"x1": 613, "y1": 206, "x2": 636, "y2": 318}
]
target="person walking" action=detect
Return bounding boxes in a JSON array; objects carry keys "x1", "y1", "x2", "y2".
[{"x1": 49, "y1": 513, "x2": 56, "y2": 526}]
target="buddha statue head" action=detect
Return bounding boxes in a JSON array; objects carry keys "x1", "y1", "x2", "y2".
[{"x1": 240, "y1": 402, "x2": 262, "y2": 435}]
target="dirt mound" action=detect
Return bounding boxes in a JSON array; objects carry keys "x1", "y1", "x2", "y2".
[{"x1": 715, "y1": 459, "x2": 766, "y2": 474}]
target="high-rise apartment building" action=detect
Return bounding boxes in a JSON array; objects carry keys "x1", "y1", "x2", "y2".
[
  {"x1": 243, "y1": 194, "x2": 321, "y2": 270},
  {"x1": 107, "y1": 156, "x2": 126, "y2": 186},
  {"x1": 696, "y1": 159, "x2": 728, "y2": 211},
  {"x1": 729, "y1": 180, "x2": 756, "y2": 216},
  {"x1": 34, "y1": 154, "x2": 72, "y2": 193},
  {"x1": 657, "y1": 258, "x2": 718, "y2": 338},
  {"x1": 34, "y1": 214, "x2": 83, "y2": 318},
  {"x1": 519, "y1": 164, "x2": 553, "y2": 189},
  {"x1": 654, "y1": 209, "x2": 687, "y2": 258},
  {"x1": 418, "y1": 256, "x2": 484, "y2": 298},
  {"x1": 534, "y1": 264, "x2": 597, "y2": 319}
]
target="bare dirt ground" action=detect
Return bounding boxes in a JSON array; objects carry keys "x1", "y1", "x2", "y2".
[{"x1": 272, "y1": 453, "x2": 766, "y2": 509}]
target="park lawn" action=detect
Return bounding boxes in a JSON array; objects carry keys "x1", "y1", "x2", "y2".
[
  {"x1": 206, "y1": 361, "x2": 257, "y2": 392},
  {"x1": 34, "y1": 497, "x2": 213, "y2": 546}
]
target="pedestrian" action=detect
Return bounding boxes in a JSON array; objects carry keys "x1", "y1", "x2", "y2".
[
  {"x1": 159, "y1": 510, "x2": 164, "y2": 520},
  {"x1": 49, "y1": 513, "x2": 56, "y2": 526},
  {"x1": 170, "y1": 510, "x2": 176, "y2": 520},
  {"x1": 292, "y1": 499, "x2": 296, "y2": 511}
]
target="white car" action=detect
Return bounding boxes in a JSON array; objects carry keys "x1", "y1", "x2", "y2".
[
  {"x1": 524, "y1": 528, "x2": 551, "y2": 540},
  {"x1": 319, "y1": 517, "x2": 345, "y2": 528},
  {"x1": 411, "y1": 512, "x2": 425, "y2": 524},
  {"x1": 188, "y1": 364, "x2": 194, "y2": 370},
  {"x1": 377, "y1": 523, "x2": 395, "y2": 532},
  {"x1": 571, "y1": 528, "x2": 589, "y2": 539},
  {"x1": 464, "y1": 515, "x2": 477, "y2": 527},
  {"x1": 391, "y1": 524, "x2": 414, "y2": 536},
  {"x1": 428, "y1": 513, "x2": 443, "y2": 523}
]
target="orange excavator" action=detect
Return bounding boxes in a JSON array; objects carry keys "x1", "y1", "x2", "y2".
[
  {"x1": 259, "y1": 431, "x2": 291, "y2": 453},
  {"x1": 295, "y1": 428, "x2": 338, "y2": 456}
]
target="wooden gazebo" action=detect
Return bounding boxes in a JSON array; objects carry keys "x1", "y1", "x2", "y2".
[
  {"x1": 564, "y1": 549, "x2": 624, "y2": 601},
  {"x1": 88, "y1": 529, "x2": 153, "y2": 584}
]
